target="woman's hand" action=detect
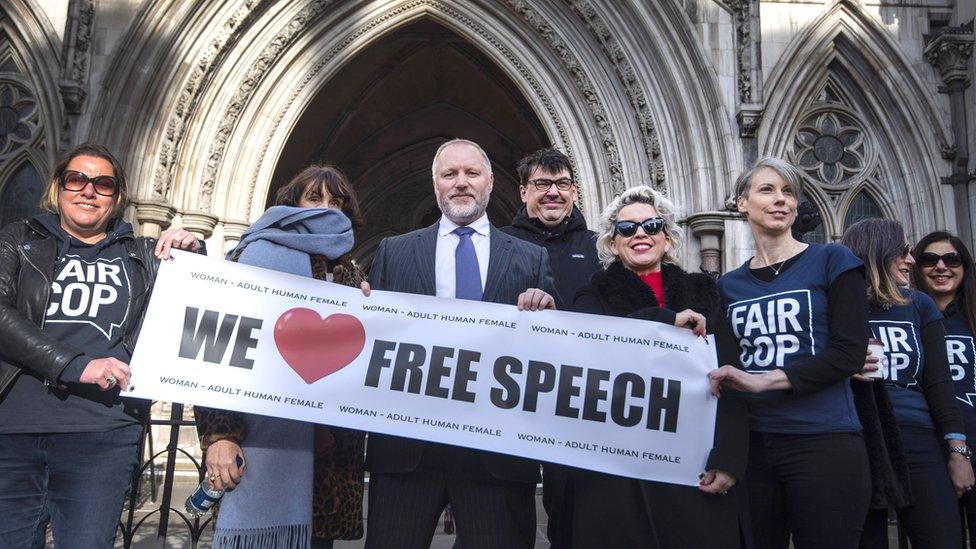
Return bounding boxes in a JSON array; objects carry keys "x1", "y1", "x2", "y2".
[
  {"x1": 699, "y1": 469, "x2": 736, "y2": 495},
  {"x1": 79, "y1": 357, "x2": 130, "y2": 390},
  {"x1": 674, "y1": 309, "x2": 706, "y2": 337},
  {"x1": 360, "y1": 281, "x2": 371, "y2": 297},
  {"x1": 709, "y1": 365, "x2": 790, "y2": 396},
  {"x1": 155, "y1": 227, "x2": 202, "y2": 260},
  {"x1": 206, "y1": 440, "x2": 246, "y2": 491},
  {"x1": 852, "y1": 349, "x2": 881, "y2": 383},
  {"x1": 948, "y1": 449, "x2": 975, "y2": 497}
]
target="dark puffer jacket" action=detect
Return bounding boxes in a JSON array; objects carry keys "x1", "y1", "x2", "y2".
[
  {"x1": 0, "y1": 216, "x2": 159, "y2": 399},
  {"x1": 500, "y1": 205, "x2": 600, "y2": 309}
]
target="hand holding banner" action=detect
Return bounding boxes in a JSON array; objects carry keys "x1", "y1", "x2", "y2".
[{"x1": 128, "y1": 250, "x2": 718, "y2": 486}]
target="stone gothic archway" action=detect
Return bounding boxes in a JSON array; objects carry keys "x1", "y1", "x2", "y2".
[
  {"x1": 268, "y1": 18, "x2": 551, "y2": 263},
  {"x1": 86, "y1": 0, "x2": 738, "y2": 267}
]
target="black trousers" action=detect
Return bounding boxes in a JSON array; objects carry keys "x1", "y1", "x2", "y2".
[
  {"x1": 861, "y1": 425, "x2": 962, "y2": 549},
  {"x1": 743, "y1": 431, "x2": 871, "y2": 549},
  {"x1": 364, "y1": 445, "x2": 536, "y2": 549},
  {"x1": 962, "y1": 484, "x2": 976, "y2": 548}
]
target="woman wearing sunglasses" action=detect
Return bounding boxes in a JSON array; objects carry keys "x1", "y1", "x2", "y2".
[
  {"x1": 841, "y1": 220, "x2": 973, "y2": 548},
  {"x1": 548, "y1": 185, "x2": 747, "y2": 548},
  {"x1": 709, "y1": 157, "x2": 872, "y2": 548},
  {"x1": 0, "y1": 143, "x2": 200, "y2": 547},
  {"x1": 911, "y1": 230, "x2": 976, "y2": 547}
]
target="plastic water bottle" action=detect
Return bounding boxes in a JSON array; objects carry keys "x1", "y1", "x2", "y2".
[
  {"x1": 184, "y1": 455, "x2": 244, "y2": 517},
  {"x1": 184, "y1": 479, "x2": 223, "y2": 517}
]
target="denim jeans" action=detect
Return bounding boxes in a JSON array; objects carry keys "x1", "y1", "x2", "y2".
[
  {"x1": 862, "y1": 425, "x2": 963, "y2": 549},
  {"x1": 0, "y1": 423, "x2": 142, "y2": 549}
]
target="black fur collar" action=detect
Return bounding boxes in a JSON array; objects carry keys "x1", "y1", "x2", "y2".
[{"x1": 588, "y1": 261, "x2": 719, "y2": 320}]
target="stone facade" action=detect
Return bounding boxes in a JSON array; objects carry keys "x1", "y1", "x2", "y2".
[
  {"x1": 1, "y1": 0, "x2": 970, "y2": 272},
  {"x1": 1, "y1": 0, "x2": 972, "y2": 479},
  {"x1": 1, "y1": 0, "x2": 972, "y2": 270}
]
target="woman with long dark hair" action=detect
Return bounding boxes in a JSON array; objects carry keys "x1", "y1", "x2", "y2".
[
  {"x1": 842, "y1": 220, "x2": 973, "y2": 548},
  {"x1": 195, "y1": 165, "x2": 367, "y2": 548},
  {"x1": 911, "y1": 230, "x2": 976, "y2": 547},
  {"x1": 709, "y1": 157, "x2": 872, "y2": 548}
]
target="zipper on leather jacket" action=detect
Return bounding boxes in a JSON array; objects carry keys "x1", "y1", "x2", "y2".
[
  {"x1": 20, "y1": 243, "x2": 54, "y2": 387},
  {"x1": 19, "y1": 244, "x2": 51, "y2": 330}
]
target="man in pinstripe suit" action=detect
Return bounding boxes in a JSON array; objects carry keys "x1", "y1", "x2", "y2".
[{"x1": 363, "y1": 139, "x2": 557, "y2": 549}]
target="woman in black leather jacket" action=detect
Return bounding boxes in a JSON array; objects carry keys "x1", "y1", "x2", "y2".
[{"x1": 0, "y1": 143, "x2": 199, "y2": 548}]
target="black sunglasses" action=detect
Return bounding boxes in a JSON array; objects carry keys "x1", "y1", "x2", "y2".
[
  {"x1": 918, "y1": 251, "x2": 964, "y2": 268},
  {"x1": 59, "y1": 170, "x2": 119, "y2": 197},
  {"x1": 613, "y1": 217, "x2": 665, "y2": 238}
]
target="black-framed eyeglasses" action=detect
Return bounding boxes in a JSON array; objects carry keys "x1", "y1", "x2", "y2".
[
  {"x1": 59, "y1": 170, "x2": 119, "y2": 197},
  {"x1": 527, "y1": 178, "x2": 574, "y2": 192},
  {"x1": 918, "y1": 251, "x2": 964, "y2": 268},
  {"x1": 613, "y1": 217, "x2": 665, "y2": 238}
]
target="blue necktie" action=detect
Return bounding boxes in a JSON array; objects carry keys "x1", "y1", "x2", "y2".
[{"x1": 453, "y1": 226, "x2": 483, "y2": 301}]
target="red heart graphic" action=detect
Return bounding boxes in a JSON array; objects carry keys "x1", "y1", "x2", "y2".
[{"x1": 274, "y1": 308, "x2": 366, "y2": 384}]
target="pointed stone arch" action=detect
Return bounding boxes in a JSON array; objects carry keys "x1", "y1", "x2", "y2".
[
  {"x1": 760, "y1": 0, "x2": 950, "y2": 241},
  {"x1": 0, "y1": 0, "x2": 62, "y2": 169},
  {"x1": 87, "y1": 0, "x2": 737, "y2": 269}
]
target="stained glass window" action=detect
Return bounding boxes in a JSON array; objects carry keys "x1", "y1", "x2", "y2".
[{"x1": 843, "y1": 191, "x2": 883, "y2": 229}]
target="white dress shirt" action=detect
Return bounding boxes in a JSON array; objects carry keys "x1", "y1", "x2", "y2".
[{"x1": 435, "y1": 214, "x2": 490, "y2": 299}]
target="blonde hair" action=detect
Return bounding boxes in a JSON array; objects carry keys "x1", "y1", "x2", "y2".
[{"x1": 595, "y1": 185, "x2": 682, "y2": 268}]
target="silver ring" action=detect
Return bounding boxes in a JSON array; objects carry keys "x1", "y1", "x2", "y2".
[
  {"x1": 105, "y1": 376, "x2": 118, "y2": 388},
  {"x1": 720, "y1": 490, "x2": 729, "y2": 495}
]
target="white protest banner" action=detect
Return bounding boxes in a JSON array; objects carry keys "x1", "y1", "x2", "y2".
[{"x1": 127, "y1": 250, "x2": 718, "y2": 486}]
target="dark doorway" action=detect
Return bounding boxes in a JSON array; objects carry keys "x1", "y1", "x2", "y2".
[{"x1": 269, "y1": 18, "x2": 550, "y2": 263}]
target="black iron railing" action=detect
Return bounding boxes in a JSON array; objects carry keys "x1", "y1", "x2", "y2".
[{"x1": 118, "y1": 402, "x2": 213, "y2": 548}]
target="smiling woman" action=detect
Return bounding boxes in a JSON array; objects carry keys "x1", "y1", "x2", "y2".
[
  {"x1": 842, "y1": 219, "x2": 974, "y2": 548},
  {"x1": 0, "y1": 142, "x2": 202, "y2": 548},
  {"x1": 552, "y1": 184, "x2": 748, "y2": 549}
]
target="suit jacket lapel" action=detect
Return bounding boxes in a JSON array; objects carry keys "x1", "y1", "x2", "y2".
[
  {"x1": 484, "y1": 225, "x2": 514, "y2": 301},
  {"x1": 414, "y1": 223, "x2": 438, "y2": 295}
]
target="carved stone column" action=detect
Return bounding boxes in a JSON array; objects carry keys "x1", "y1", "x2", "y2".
[
  {"x1": 180, "y1": 211, "x2": 220, "y2": 240},
  {"x1": 222, "y1": 219, "x2": 251, "y2": 255},
  {"x1": 58, "y1": 0, "x2": 95, "y2": 147},
  {"x1": 134, "y1": 200, "x2": 176, "y2": 238},
  {"x1": 687, "y1": 213, "x2": 727, "y2": 275},
  {"x1": 725, "y1": 0, "x2": 764, "y2": 164},
  {"x1": 925, "y1": 25, "x2": 974, "y2": 243}
]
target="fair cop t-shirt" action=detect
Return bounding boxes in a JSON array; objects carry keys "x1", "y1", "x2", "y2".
[{"x1": 718, "y1": 243, "x2": 864, "y2": 434}]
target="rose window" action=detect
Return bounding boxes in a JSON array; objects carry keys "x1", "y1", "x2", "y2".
[{"x1": 793, "y1": 111, "x2": 866, "y2": 186}]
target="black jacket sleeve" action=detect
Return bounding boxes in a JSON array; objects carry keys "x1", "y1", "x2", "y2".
[
  {"x1": 919, "y1": 320, "x2": 966, "y2": 438},
  {"x1": 782, "y1": 268, "x2": 869, "y2": 396},
  {"x1": 0, "y1": 224, "x2": 81, "y2": 386},
  {"x1": 705, "y1": 308, "x2": 749, "y2": 479}
]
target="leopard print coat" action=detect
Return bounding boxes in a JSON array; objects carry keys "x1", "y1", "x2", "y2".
[{"x1": 194, "y1": 253, "x2": 366, "y2": 540}]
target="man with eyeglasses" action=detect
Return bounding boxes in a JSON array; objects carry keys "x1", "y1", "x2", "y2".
[
  {"x1": 500, "y1": 148, "x2": 601, "y2": 546},
  {"x1": 501, "y1": 148, "x2": 601, "y2": 310}
]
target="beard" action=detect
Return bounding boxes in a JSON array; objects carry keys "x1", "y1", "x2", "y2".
[{"x1": 437, "y1": 190, "x2": 490, "y2": 225}]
